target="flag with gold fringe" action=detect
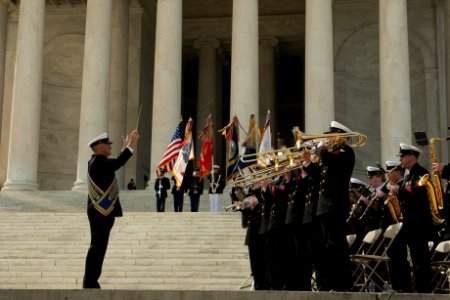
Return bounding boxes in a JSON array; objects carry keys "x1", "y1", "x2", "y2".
[
  {"x1": 221, "y1": 116, "x2": 240, "y2": 183},
  {"x1": 199, "y1": 114, "x2": 214, "y2": 180},
  {"x1": 172, "y1": 118, "x2": 195, "y2": 188}
]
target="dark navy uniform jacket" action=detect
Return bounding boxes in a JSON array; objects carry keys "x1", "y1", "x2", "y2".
[
  {"x1": 397, "y1": 162, "x2": 433, "y2": 237},
  {"x1": 316, "y1": 144, "x2": 355, "y2": 219},
  {"x1": 87, "y1": 148, "x2": 133, "y2": 218}
]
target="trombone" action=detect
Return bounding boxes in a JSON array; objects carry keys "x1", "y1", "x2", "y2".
[
  {"x1": 239, "y1": 131, "x2": 368, "y2": 164},
  {"x1": 234, "y1": 160, "x2": 303, "y2": 188}
]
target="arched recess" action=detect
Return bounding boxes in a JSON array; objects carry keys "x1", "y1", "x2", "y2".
[
  {"x1": 334, "y1": 23, "x2": 434, "y2": 176},
  {"x1": 39, "y1": 33, "x2": 84, "y2": 190}
]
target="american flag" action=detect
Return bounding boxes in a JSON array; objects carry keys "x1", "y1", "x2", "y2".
[{"x1": 155, "y1": 120, "x2": 184, "y2": 177}]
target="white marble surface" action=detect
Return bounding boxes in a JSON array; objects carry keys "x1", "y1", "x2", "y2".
[
  {"x1": 379, "y1": 0, "x2": 412, "y2": 164},
  {"x1": 108, "y1": 0, "x2": 130, "y2": 189},
  {"x1": 3, "y1": 0, "x2": 45, "y2": 191},
  {"x1": 73, "y1": 0, "x2": 112, "y2": 190},
  {"x1": 229, "y1": 0, "x2": 259, "y2": 126},
  {"x1": 304, "y1": 0, "x2": 334, "y2": 134},
  {"x1": 150, "y1": 0, "x2": 182, "y2": 178}
]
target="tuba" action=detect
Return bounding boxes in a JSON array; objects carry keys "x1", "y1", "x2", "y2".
[{"x1": 384, "y1": 167, "x2": 403, "y2": 224}]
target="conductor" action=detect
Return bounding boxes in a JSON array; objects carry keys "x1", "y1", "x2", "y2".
[{"x1": 83, "y1": 130, "x2": 139, "y2": 288}]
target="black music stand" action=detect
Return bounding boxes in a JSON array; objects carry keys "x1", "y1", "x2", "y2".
[{"x1": 414, "y1": 131, "x2": 429, "y2": 147}]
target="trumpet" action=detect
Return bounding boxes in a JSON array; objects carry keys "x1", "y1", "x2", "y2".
[{"x1": 224, "y1": 195, "x2": 257, "y2": 212}]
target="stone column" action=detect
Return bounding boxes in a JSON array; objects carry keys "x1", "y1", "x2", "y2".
[
  {"x1": 2, "y1": 0, "x2": 45, "y2": 191},
  {"x1": 304, "y1": 0, "x2": 334, "y2": 133},
  {"x1": 109, "y1": 0, "x2": 130, "y2": 189},
  {"x1": 259, "y1": 36, "x2": 278, "y2": 133},
  {"x1": 149, "y1": 0, "x2": 182, "y2": 179},
  {"x1": 379, "y1": 0, "x2": 412, "y2": 162},
  {"x1": 0, "y1": 0, "x2": 9, "y2": 187},
  {"x1": 73, "y1": 0, "x2": 113, "y2": 190},
  {"x1": 193, "y1": 38, "x2": 219, "y2": 160},
  {"x1": 444, "y1": 0, "x2": 450, "y2": 158},
  {"x1": 0, "y1": 1, "x2": 8, "y2": 132},
  {"x1": 230, "y1": 0, "x2": 259, "y2": 127}
]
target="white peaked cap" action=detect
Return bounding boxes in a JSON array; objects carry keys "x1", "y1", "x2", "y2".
[
  {"x1": 325, "y1": 121, "x2": 352, "y2": 134},
  {"x1": 350, "y1": 177, "x2": 367, "y2": 187},
  {"x1": 385, "y1": 160, "x2": 400, "y2": 170},
  {"x1": 88, "y1": 132, "x2": 111, "y2": 147},
  {"x1": 398, "y1": 143, "x2": 422, "y2": 155}
]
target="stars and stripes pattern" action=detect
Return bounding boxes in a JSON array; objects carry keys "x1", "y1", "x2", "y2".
[{"x1": 155, "y1": 120, "x2": 184, "y2": 177}]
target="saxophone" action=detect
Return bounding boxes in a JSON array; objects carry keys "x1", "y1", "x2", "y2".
[
  {"x1": 384, "y1": 168, "x2": 403, "y2": 224},
  {"x1": 419, "y1": 174, "x2": 445, "y2": 225},
  {"x1": 428, "y1": 138, "x2": 445, "y2": 210}
]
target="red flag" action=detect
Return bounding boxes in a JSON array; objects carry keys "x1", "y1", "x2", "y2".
[{"x1": 199, "y1": 115, "x2": 214, "y2": 180}]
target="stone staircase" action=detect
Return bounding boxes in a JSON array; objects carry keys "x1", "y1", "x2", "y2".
[{"x1": 0, "y1": 191, "x2": 250, "y2": 290}]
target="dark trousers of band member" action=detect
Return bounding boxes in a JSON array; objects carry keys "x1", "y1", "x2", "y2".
[
  {"x1": 156, "y1": 195, "x2": 166, "y2": 212},
  {"x1": 283, "y1": 223, "x2": 312, "y2": 291},
  {"x1": 317, "y1": 212, "x2": 352, "y2": 291},
  {"x1": 83, "y1": 212, "x2": 115, "y2": 288},
  {"x1": 387, "y1": 227, "x2": 412, "y2": 292},
  {"x1": 173, "y1": 194, "x2": 184, "y2": 212},
  {"x1": 405, "y1": 226, "x2": 432, "y2": 293},
  {"x1": 248, "y1": 234, "x2": 270, "y2": 290},
  {"x1": 189, "y1": 195, "x2": 200, "y2": 212}
]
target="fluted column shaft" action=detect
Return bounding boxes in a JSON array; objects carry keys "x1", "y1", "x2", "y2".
[
  {"x1": 230, "y1": 0, "x2": 259, "y2": 125},
  {"x1": 259, "y1": 36, "x2": 278, "y2": 133},
  {"x1": 304, "y1": 0, "x2": 334, "y2": 133},
  {"x1": 73, "y1": 0, "x2": 113, "y2": 190},
  {"x1": 149, "y1": 0, "x2": 182, "y2": 179},
  {"x1": 0, "y1": 1, "x2": 7, "y2": 133},
  {"x1": 379, "y1": 0, "x2": 412, "y2": 162},
  {"x1": 194, "y1": 38, "x2": 219, "y2": 159},
  {"x1": 444, "y1": 0, "x2": 450, "y2": 158},
  {"x1": 3, "y1": 0, "x2": 45, "y2": 191},
  {"x1": 109, "y1": 0, "x2": 130, "y2": 189}
]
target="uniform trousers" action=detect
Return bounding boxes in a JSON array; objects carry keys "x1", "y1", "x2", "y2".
[
  {"x1": 190, "y1": 194, "x2": 200, "y2": 212},
  {"x1": 248, "y1": 233, "x2": 270, "y2": 290},
  {"x1": 83, "y1": 212, "x2": 115, "y2": 288},
  {"x1": 387, "y1": 227, "x2": 412, "y2": 292},
  {"x1": 173, "y1": 194, "x2": 184, "y2": 212},
  {"x1": 156, "y1": 195, "x2": 166, "y2": 212},
  {"x1": 209, "y1": 194, "x2": 220, "y2": 212},
  {"x1": 405, "y1": 227, "x2": 432, "y2": 293},
  {"x1": 317, "y1": 212, "x2": 352, "y2": 291}
]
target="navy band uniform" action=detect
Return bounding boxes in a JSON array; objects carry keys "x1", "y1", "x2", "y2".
[{"x1": 83, "y1": 131, "x2": 139, "y2": 289}]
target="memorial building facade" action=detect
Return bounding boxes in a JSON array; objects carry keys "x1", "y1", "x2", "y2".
[{"x1": 0, "y1": 0, "x2": 448, "y2": 190}]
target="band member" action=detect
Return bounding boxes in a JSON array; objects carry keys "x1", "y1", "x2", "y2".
[
  {"x1": 432, "y1": 161, "x2": 450, "y2": 240},
  {"x1": 361, "y1": 166, "x2": 387, "y2": 231},
  {"x1": 383, "y1": 160, "x2": 412, "y2": 292},
  {"x1": 315, "y1": 121, "x2": 355, "y2": 291},
  {"x1": 207, "y1": 165, "x2": 224, "y2": 212},
  {"x1": 267, "y1": 170, "x2": 293, "y2": 290},
  {"x1": 393, "y1": 143, "x2": 433, "y2": 293},
  {"x1": 363, "y1": 165, "x2": 389, "y2": 291},
  {"x1": 83, "y1": 130, "x2": 139, "y2": 288},
  {"x1": 347, "y1": 177, "x2": 370, "y2": 254},
  {"x1": 171, "y1": 176, "x2": 185, "y2": 212},
  {"x1": 155, "y1": 168, "x2": 170, "y2": 212},
  {"x1": 241, "y1": 186, "x2": 270, "y2": 290},
  {"x1": 188, "y1": 168, "x2": 203, "y2": 212},
  {"x1": 290, "y1": 143, "x2": 321, "y2": 290}
]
